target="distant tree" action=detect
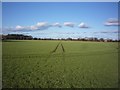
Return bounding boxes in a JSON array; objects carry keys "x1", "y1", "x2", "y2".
[
  {"x1": 33, "y1": 38, "x2": 38, "y2": 40},
  {"x1": 99, "y1": 38, "x2": 104, "y2": 42},
  {"x1": 94, "y1": 38, "x2": 98, "y2": 41},
  {"x1": 67, "y1": 38, "x2": 72, "y2": 40}
]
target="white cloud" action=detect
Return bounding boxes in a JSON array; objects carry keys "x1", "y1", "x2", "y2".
[
  {"x1": 104, "y1": 18, "x2": 120, "y2": 26},
  {"x1": 37, "y1": 22, "x2": 48, "y2": 27},
  {"x1": 35, "y1": 22, "x2": 51, "y2": 30},
  {"x1": 30, "y1": 25, "x2": 38, "y2": 30},
  {"x1": 15, "y1": 25, "x2": 25, "y2": 30},
  {"x1": 78, "y1": 22, "x2": 89, "y2": 28},
  {"x1": 64, "y1": 22, "x2": 74, "y2": 27},
  {"x1": 52, "y1": 23, "x2": 62, "y2": 28}
]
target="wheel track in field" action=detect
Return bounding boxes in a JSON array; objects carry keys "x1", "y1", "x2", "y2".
[
  {"x1": 36, "y1": 41, "x2": 74, "y2": 88},
  {"x1": 44, "y1": 42, "x2": 61, "y2": 65},
  {"x1": 37, "y1": 42, "x2": 61, "y2": 67},
  {"x1": 51, "y1": 42, "x2": 61, "y2": 53},
  {"x1": 43, "y1": 42, "x2": 75, "y2": 88},
  {"x1": 43, "y1": 41, "x2": 66, "y2": 69},
  {"x1": 38, "y1": 41, "x2": 67, "y2": 87},
  {"x1": 44, "y1": 41, "x2": 65, "y2": 64}
]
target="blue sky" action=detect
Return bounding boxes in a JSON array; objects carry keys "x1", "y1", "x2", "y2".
[{"x1": 2, "y1": 2, "x2": 119, "y2": 39}]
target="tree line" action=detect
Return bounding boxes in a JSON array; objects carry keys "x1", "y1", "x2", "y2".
[{"x1": 1, "y1": 34, "x2": 120, "y2": 42}]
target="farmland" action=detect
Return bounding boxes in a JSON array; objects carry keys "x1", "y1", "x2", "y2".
[{"x1": 2, "y1": 40, "x2": 118, "y2": 88}]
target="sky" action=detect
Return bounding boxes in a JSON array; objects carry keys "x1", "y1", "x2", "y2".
[
  {"x1": 2, "y1": 0, "x2": 120, "y2": 2},
  {"x1": 2, "y1": 2, "x2": 119, "y2": 40}
]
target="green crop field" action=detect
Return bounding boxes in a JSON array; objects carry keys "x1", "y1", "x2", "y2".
[{"x1": 2, "y1": 40, "x2": 119, "y2": 88}]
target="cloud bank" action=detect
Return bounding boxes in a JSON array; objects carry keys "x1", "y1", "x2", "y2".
[
  {"x1": 6, "y1": 21, "x2": 90, "y2": 33},
  {"x1": 4, "y1": 17, "x2": 119, "y2": 33},
  {"x1": 15, "y1": 22, "x2": 52, "y2": 31}
]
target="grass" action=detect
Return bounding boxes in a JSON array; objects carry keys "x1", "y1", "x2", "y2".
[{"x1": 2, "y1": 40, "x2": 118, "y2": 88}]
